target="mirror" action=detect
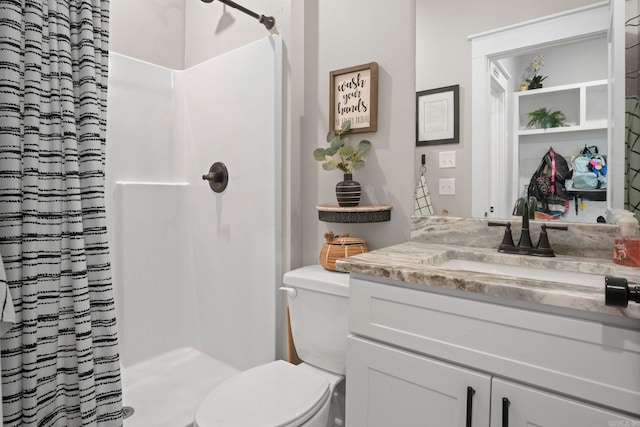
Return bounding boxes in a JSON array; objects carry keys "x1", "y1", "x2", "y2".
[{"x1": 415, "y1": 0, "x2": 628, "y2": 223}]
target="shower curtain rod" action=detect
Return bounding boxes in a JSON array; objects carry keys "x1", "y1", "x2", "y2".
[{"x1": 202, "y1": 0, "x2": 275, "y2": 30}]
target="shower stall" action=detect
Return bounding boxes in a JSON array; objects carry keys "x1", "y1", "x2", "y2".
[{"x1": 105, "y1": 35, "x2": 282, "y2": 426}]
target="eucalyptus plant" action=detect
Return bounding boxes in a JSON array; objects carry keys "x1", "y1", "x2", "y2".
[{"x1": 313, "y1": 120, "x2": 372, "y2": 174}]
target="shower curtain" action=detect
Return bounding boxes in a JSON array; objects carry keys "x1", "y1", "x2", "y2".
[
  {"x1": 626, "y1": 97, "x2": 640, "y2": 213},
  {"x1": 0, "y1": 1, "x2": 122, "y2": 426},
  {"x1": 627, "y1": 7, "x2": 640, "y2": 214}
]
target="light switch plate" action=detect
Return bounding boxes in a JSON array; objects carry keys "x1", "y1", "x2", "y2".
[
  {"x1": 439, "y1": 178, "x2": 455, "y2": 195},
  {"x1": 439, "y1": 151, "x2": 456, "y2": 168}
]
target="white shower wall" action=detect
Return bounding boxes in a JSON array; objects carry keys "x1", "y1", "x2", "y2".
[{"x1": 106, "y1": 36, "x2": 282, "y2": 371}]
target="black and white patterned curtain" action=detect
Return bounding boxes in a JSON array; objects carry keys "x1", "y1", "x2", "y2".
[
  {"x1": 0, "y1": 0, "x2": 122, "y2": 426},
  {"x1": 627, "y1": 4, "x2": 640, "y2": 214}
]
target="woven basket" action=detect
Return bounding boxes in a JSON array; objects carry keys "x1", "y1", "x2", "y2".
[{"x1": 319, "y1": 232, "x2": 368, "y2": 271}]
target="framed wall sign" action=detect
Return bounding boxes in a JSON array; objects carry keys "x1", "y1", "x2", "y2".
[
  {"x1": 416, "y1": 85, "x2": 459, "y2": 146},
  {"x1": 330, "y1": 62, "x2": 378, "y2": 134}
]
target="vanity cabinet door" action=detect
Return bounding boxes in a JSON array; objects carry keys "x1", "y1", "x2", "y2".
[
  {"x1": 490, "y1": 378, "x2": 640, "y2": 427},
  {"x1": 346, "y1": 335, "x2": 491, "y2": 427}
]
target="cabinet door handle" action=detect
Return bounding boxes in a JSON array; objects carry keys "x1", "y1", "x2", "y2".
[
  {"x1": 502, "y1": 397, "x2": 510, "y2": 427},
  {"x1": 466, "y1": 386, "x2": 475, "y2": 427}
]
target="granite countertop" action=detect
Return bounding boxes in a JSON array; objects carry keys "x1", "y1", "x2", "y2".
[{"x1": 335, "y1": 240, "x2": 640, "y2": 321}]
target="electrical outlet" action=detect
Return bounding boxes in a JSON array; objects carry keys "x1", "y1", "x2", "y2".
[
  {"x1": 439, "y1": 178, "x2": 455, "y2": 195},
  {"x1": 439, "y1": 151, "x2": 456, "y2": 168}
]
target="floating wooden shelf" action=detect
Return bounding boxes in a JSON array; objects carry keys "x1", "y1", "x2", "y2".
[{"x1": 316, "y1": 204, "x2": 392, "y2": 223}]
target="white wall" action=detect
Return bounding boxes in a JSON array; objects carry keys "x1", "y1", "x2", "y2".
[
  {"x1": 109, "y1": 0, "x2": 186, "y2": 69},
  {"x1": 180, "y1": 0, "x2": 301, "y2": 288},
  {"x1": 105, "y1": 36, "x2": 282, "y2": 370},
  {"x1": 110, "y1": 0, "x2": 296, "y2": 362},
  {"x1": 176, "y1": 37, "x2": 281, "y2": 370},
  {"x1": 116, "y1": 182, "x2": 193, "y2": 367},
  {"x1": 105, "y1": 54, "x2": 186, "y2": 366}
]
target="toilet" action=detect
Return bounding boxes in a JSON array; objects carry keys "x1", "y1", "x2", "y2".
[{"x1": 194, "y1": 265, "x2": 350, "y2": 427}]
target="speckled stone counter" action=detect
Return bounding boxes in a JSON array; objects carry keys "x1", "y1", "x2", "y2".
[{"x1": 336, "y1": 216, "x2": 640, "y2": 321}]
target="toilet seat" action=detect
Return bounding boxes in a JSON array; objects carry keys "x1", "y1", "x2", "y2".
[{"x1": 194, "y1": 360, "x2": 330, "y2": 427}]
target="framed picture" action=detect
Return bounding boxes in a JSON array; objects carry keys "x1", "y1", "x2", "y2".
[
  {"x1": 330, "y1": 62, "x2": 378, "y2": 134},
  {"x1": 416, "y1": 85, "x2": 459, "y2": 146}
]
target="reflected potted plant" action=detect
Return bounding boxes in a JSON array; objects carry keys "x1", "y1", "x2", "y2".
[
  {"x1": 313, "y1": 120, "x2": 372, "y2": 207},
  {"x1": 526, "y1": 107, "x2": 567, "y2": 129},
  {"x1": 526, "y1": 55, "x2": 547, "y2": 90}
]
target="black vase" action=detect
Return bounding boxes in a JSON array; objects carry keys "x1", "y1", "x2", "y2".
[
  {"x1": 528, "y1": 82, "x2": 543, "y2": 90},
  {"x1": 335, "y1": 173, "x2": 361, "y2": 207}
]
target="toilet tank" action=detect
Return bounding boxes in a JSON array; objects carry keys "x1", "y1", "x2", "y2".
[{"x1": 282, "y1": 265, "x2": 349, "y2": 375}]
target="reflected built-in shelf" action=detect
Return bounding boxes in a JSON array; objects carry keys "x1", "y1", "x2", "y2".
[
  {"x1": 517, "y1": 121, "x2": 607, "y2": 136},
  {"x1": 316, "y1": 204, "x2": 392, "y2": 223},
  {"x1": 515, "y1": 79, "x2": 608, "y2": 136}
]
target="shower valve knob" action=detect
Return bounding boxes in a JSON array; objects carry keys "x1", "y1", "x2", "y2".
[{"x1": 202, "y1": 162, "x2": 229, "y2": 193}]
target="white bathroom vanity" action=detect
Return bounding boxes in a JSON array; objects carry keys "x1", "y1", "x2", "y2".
[{"x1": 338, "y1": 228, "x2": 640, "y2": 426}]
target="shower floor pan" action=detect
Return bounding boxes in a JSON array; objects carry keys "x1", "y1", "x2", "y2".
[{"x1": 121, "y1": 347, "x2": 238, "y2": 427}]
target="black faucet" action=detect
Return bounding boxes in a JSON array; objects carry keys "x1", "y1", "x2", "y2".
[
  {"x1": 489, "y1": 197, "x2": 568, "y2": 257},
  {"x1": 517, "y1": 199, "x2": 534, "y2": 249}
]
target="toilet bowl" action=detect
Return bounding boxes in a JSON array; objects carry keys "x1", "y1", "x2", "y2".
[
  {"x1": 194, "y1": 361, "x2": 343, "y2": 427},
  {"x1": 194, "y1": 265, "x2": 349, "y2": 427}
]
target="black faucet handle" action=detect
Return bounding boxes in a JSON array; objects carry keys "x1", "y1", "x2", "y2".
[
  {"x1": 488, "y1": 221, "x2": 515, "y2": 249},
  {"x1": 535, "y1": 224, "x2": 568, "y2": 256},
  {"x1": 527, "y1": 196, "x2": 537, "y2": 219}
]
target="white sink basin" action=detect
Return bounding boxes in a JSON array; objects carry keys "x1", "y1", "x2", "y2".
[{"x1": 436, "y1": 259, "x2": 605, "y2": 288}]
